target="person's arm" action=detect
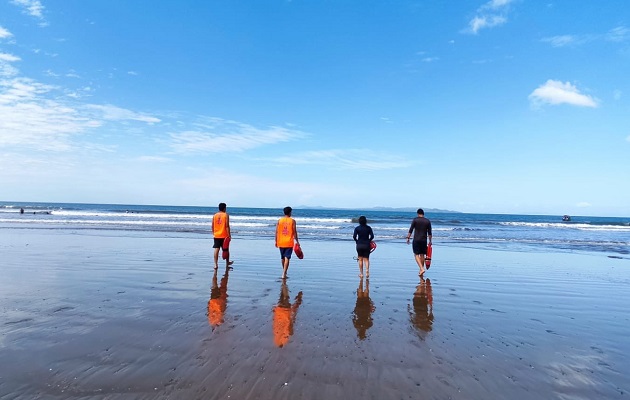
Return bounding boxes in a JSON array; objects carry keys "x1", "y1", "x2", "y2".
[
  {"x1": 428, "y1": 222, "x2": 432, "y2": 244},
  {"x1": 211, "y1": 215, "x2": 215, "y2": 234},
  {"x1": 369, "y1": 226, "x2": 374, "y2": 241},
  {"x1": 407, "y1": 222, "x2": 414, "y2": 244},
  {"x1": 226, "y1": 214, "x2": 231, "y2": 237},
  {"x1": 353, "y1": 227, "x2": 358, "y2": 242},
  {"x1": 293, "y1": 219, "x2": 299, "y2": 243},
  {"x1": 275, "y1": 221, "x2": 279, "y2": 247}
]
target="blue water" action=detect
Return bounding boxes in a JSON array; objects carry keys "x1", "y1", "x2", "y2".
[{"x1": 1, "y1": 201, "x2": 629, "y2": 256}]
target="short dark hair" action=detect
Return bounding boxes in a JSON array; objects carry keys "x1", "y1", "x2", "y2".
[
  {"x1": 283, "y1": 206, "x2": 292, "y2": 216},
  {"x1": 219, "y1": 203, "x2": 227, "y2": 212},
  {"x1": 417, "y1": 208, "x2": 424, "y2": 215},
  {"x1": 358, "y1": 216, "x2": 367, "y2": 225}
]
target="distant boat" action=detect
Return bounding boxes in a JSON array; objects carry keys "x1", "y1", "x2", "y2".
[{"x1": 562, "y1": 215, "x2": 571, "y2": 222}]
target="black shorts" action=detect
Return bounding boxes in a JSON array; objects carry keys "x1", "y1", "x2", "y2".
[
  {"x1": 279, "y1": 247, "x2": 293, "y2": 259},
  {"x1": 412, "y1": 239, "x2": 428, "y2": 255},
  {"x1": 356, "y1": 243, "x2": 371, "y2": 258},
  {"x1": 213, "y1": 238, "x2": 225, "y2": 249}
]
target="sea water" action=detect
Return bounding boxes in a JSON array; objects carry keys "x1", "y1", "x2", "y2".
[{"x1": 1, "y1": 201, "x2": 629, "y2": 256}]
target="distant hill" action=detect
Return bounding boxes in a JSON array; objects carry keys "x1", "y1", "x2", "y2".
[{"x1": 367, "y1": 207, "x2": 460, "y2": 213}]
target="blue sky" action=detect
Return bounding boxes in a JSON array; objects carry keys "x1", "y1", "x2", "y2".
[{"x1": 1, "y1": 0, "x2": 629, "y2": 216}]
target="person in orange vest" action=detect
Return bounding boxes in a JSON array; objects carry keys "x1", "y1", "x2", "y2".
[
  {"x1": 212, "y1": 202, "x2": 233, "y2": 270},
  {"x1": 275, "y1": 206, "x2": 300, "y2": 279}
]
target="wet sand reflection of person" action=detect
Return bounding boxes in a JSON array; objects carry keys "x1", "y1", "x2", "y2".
[
  {"x1": 408, "y1": 277, "x2": 434, "y2": 338},
  {"x1": 207, "y1": 268, "x2": 230, "y2": 329},
  {"x1": 272, "y1": 281, "x2": 303, "y2": 348},
  {"x1": 352, "y1": 278, "x2": 375, "y2": 340}
]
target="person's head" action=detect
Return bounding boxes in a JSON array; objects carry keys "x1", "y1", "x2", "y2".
[
  {"x1": 358, "y1": 216, "x2": 367, "y2": 226},
  {"x1": 218, "y1": 203, "x2": 227, "y2": 212},
  {"x1": 283, "y1": 206, "x2": 292, "y2": 216},
  {"x1": 417, "y1": 208, "x2": 424, "y2": 216}
]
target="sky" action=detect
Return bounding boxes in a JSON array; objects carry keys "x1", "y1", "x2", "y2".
[{"x1": 1, "y1": 0, "x2": 629, "y2": 216}]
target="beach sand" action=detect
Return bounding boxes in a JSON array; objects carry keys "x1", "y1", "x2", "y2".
[{"x1": 1, "y1": 229, "x2": 629, "y2": 399}]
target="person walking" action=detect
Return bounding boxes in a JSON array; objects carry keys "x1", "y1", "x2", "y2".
[
  {"x1": 353, "y1": 216, "x2": 374, "y2": 278},
  {"x1": 212, "y1": 202, "x2": 233, "y2": 270},
  {"x1": 275, "y1": 206, "x2": 299, "y2": 279},
  {"x1": 406, "y1": 208, "x2": 432, "y2": 276}
]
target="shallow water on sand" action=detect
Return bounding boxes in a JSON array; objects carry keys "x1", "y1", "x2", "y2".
[{"x1": 1, "y1": 229, "x2": 629, "y2": 399}]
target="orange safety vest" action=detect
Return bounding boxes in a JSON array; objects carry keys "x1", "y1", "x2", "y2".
[
  {"x1": 276, "y1": 216, "x2": 295, "y2": 248},
  {"x1": 213, "y1": 212, "x2": 228, "y2": 238}
]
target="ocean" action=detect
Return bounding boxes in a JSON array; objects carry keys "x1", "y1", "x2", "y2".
[{"x1": 1, "y1": 201, "x2": 629, "y2": 256}]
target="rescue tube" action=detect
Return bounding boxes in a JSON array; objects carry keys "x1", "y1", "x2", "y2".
[
  {"x1": 426, "y1": 243, "x2": 432, "y2": 269},
  {"x1": 221, "y1": 237, "x2": 231, "y2": 260},
  {"x1": 294, "y1": 242, "x2": 304, "y2": 259},
  {"x1": 369, "y1": 241, "x2": 377, "y2": 253}
]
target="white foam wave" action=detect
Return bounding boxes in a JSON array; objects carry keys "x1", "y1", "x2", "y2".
[{"x1": 500, "y1": 222, "x2": 630, "y2": 231}]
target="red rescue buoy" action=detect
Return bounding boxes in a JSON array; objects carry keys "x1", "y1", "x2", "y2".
[
  {"x1": 294, "y1": 242, "x2": 304, "y2": 259},
  {"x1": 221, "y1": 237, "x2": 231, "y2": 260}
]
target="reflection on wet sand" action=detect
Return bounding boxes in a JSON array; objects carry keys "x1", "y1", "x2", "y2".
[
  {"x1": 207, "y1": 268, "x2": 230, "y2": 329},
  {"x1": 272, "y1": 280, "x2": 303, "y2": 348},
  {"x1": 408, "y1": 277, "x2": 434, "y2": 338},
  {"x1": 352, "y1": 278, "x2": 375, "y2": 340}
]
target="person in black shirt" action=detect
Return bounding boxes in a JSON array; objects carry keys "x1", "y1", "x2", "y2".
[
  {"x1": 353, "y1": 216, "x2": 374, "y2": 278},
  {"x1": 406, "y1": 208, "x2": 432, "y2": 276}
]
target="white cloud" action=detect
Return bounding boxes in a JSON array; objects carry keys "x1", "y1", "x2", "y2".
[
  {"x1": 269, "y1": 149, "x2": 413, "y2": 171},
  {"x1": 0, "y1": 53, "x2": 21, "y2": 62},
  {"x1": 11, "y1": 0, "x2": 45, "y2": 19},
  {"x1": 422, "y1": 57, "x2": 439, "y2": 63},
  {"x1": 483, "y1": 0, "x2": 513, "y2": 9},
  {"x1": 626, "y1": 135, "x2": 630, "y2": 143},
  {"x1": 0, "y1": 76, "x2": 161, "y2": 151},
  {"x1": 529, "y1": 80, "x2": 598, "y2": 108},
  {"x1": 466, "y1": 0, "x2": 513, "y2": 34},
  {"x1": 0, "y1": 26, "x2": 13, "y2": 39},
  {"x1": 613, "y1": 90, "x2": 622, "y2": 100},
  {"x1": 169, "y1": 120, "x2": 304, "y2": 154},
  {"x1": 469, "y1": 15, "x2": 507, "y2": 34},
  {"x1": 576, "y1": 202, "x2": 591, "y2": 208}
]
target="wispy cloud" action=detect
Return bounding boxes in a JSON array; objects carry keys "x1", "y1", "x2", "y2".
[
  {"x1": 576, "y1": 202, "x2": 591, "y2": 208},
  {"x1": 269, "y1": 149, "x2": 413, "y2": 171},
  {"x1": 626, "y1": 135, "x2": 630, "y2": 143},
  {"x1": 542, "y1": 26, "x2": 629, "y2": 47},
  {"x1": 541, "y1": 35, "x2": 585, "y2": 48},
  {"x1": 529, "y1": 80, "x2": 598, "y2": 108},
  {"x1": 465, "y1": 0, "x2": 514, "y2": 34},
  {"x1": 169, "y1": 119, "x2": 304, "y2": 154},
  {"x1": 84, "y1": 104, "x2": 161, "y2": 124},
  {"x1": 0, "y1": 26, "x2": 13, "y2": 39},
  {"x1": 607, "y1": 26, "x2": 630, "y2": 42},
  {"x1": 11, "y1": 0, "x2": 45, "y2": 19}
]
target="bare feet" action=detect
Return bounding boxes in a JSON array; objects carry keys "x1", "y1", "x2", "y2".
[
  {"x1": 419, "y1": 269, "x2": 425, "y2": 276},
  {"x1": 358, "y1": 274, "x2": 363, "y2": 278}
]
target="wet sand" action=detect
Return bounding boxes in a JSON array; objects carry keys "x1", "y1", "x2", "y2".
[{"x1": 1, "y1": 229, "x2": 629, "y2": 399}]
